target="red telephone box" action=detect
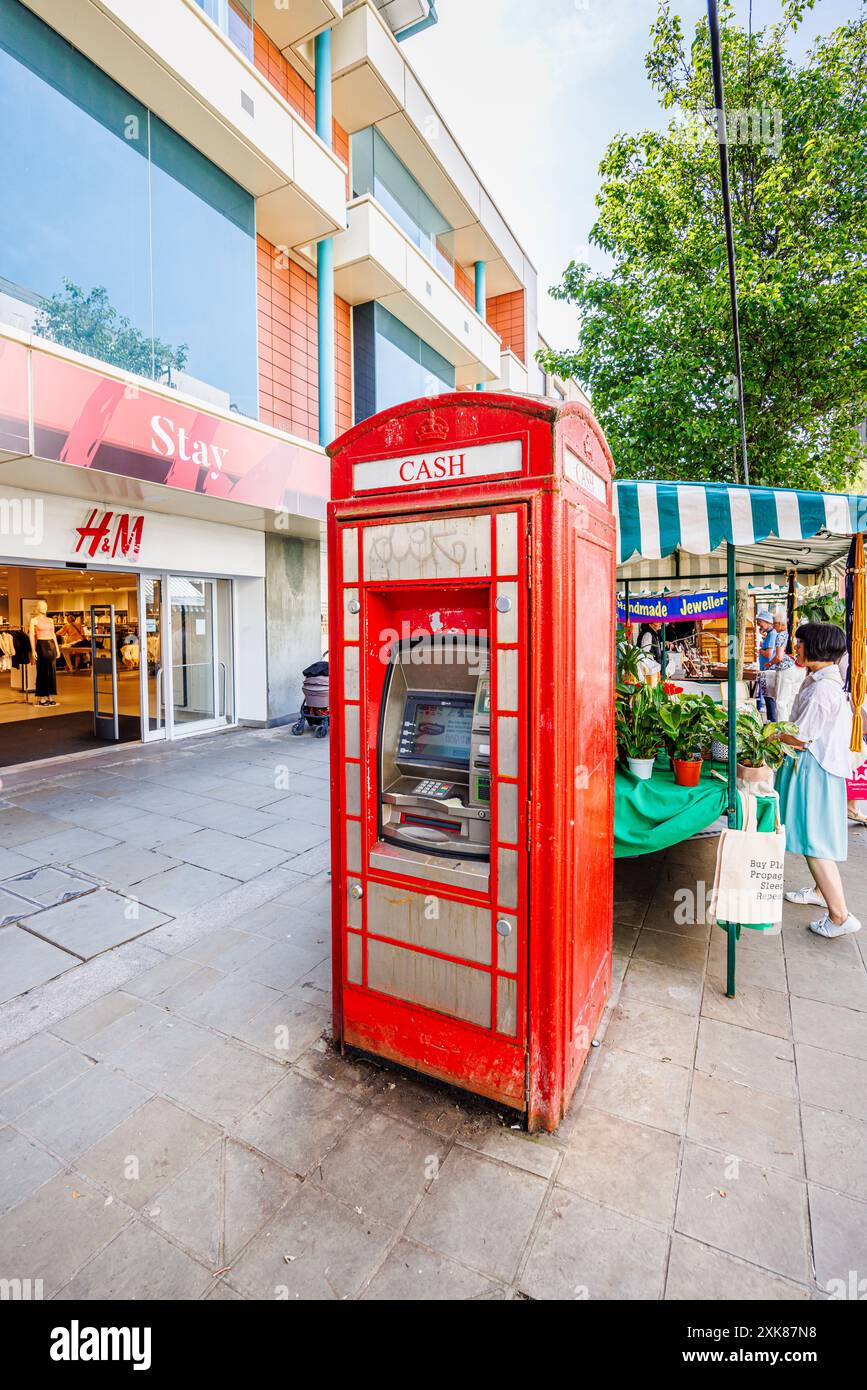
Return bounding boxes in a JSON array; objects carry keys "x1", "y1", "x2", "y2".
[{"x1": 327, "y1": 392, "x2": 616, "y2": 1131}]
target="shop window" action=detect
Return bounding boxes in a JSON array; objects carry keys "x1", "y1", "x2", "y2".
[
  {"x1": 0, "y1": 0, "x2": 258, "y2": 419},
  {"x1": 353, "y1": 302, "x2": 455, "y2": 424},
  {"x1": 352, "y1": 127, "x2": 455, "y2": 282}
]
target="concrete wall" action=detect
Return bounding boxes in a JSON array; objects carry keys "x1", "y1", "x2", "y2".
[{"x1": 264, "y1": 532, "x2": 323, "y2": 723}]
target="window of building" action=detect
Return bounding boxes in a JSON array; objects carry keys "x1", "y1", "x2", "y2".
[
  {"x1": 352, "y1": 127, "x2": 455, "y2": 282},
  {"x1": 193, "y1": 0, "x2": 254, "y2": 62},
  {"x1": 353, "y1": 302, "x2": 455, "y2": 424},
  {"x1": 0, "y1": 0, "x2": 258, "y2": 419}
]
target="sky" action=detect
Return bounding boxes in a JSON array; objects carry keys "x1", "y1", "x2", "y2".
[{"x1": 406, "y1": 0, "x2": 860, "y2": 351}]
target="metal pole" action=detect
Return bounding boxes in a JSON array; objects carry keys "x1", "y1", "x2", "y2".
[
  {"x1": 707, "y1": 0, "x2": 750, "y2": 488},
  {"x1": 727, "y1": 541, "x2": 738, "y2": 825},
  {"x1": 661, "y1": 622, "x2": 667, "y2": 679}
]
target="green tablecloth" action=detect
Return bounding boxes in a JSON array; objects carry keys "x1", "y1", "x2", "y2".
[
  {"x1": 615, "y1": 761, "x2": 729, "y2": 859},
  {"x1": 614, "y1": 760, "x2": 777, "y2": 859}
]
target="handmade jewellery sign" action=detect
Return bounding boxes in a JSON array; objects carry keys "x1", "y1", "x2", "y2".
[
  {"x1": 352, "y1": 439, "x2": 523, "y2": 493},
  {"x1": 617, "y1": 589, "x2": 728, "y2": 625}
]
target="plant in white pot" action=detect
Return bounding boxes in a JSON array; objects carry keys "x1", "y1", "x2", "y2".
[{"x1": 615, "y1": 682, "x2": 663, "y2": 780}]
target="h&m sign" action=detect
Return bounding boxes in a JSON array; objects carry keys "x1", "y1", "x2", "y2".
[{"x1": 74, "y1": 509, "x2": 144, "y2": 561}]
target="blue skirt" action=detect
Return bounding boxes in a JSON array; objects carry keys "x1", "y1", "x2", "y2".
[{"x1": 776, "y1": 750, "x2": 848, "y2": 862}]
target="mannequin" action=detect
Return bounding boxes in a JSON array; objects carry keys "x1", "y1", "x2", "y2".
[{"x1": 28, "y1": 600, "x2": 61, "y2": 706}]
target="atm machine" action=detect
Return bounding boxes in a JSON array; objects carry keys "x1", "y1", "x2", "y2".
[
  {"x1": 327, "y1": 392, "x2": 617, "y2": 1132},
  {"x1": 378, "y1": 634, "x2": 490, "y2": 862}
]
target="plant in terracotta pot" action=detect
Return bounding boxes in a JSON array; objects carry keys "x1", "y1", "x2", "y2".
[
  {"x1": 615, "y1": 681, "x2": 663, "y2": 780},
  {"x1": 659, "y1": 692, "x2": 719, "y2": 787}
]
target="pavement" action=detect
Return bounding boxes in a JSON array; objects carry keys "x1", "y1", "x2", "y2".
[{"x1": 0, "y1": 726, "x2": 865, "y2": 1300}]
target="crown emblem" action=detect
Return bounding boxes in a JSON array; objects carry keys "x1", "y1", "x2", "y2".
[{"x1": 416, "y1": 412, "x2": 449, "y2": 444}]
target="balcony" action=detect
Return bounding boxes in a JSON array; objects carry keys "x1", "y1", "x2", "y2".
[
  {"x1": 333, "y1": 197, "x2": 502, "y2": 384},
  {"x1": 330, "y1": 1, "x2": 531, "y2": 300},
  {"x1": 491, "y1": 350, "x2": 530, "y2": 396},
  {"x1": 21, "y1": 0, "x2": 347, "y2": 250},
  {"x1": 255, "y1": 0, "x2": 343, "y2": 57}
]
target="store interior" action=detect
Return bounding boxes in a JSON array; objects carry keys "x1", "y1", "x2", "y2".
[{"x1": 0, "y1": 564, "x2": 142, "y2": 766}]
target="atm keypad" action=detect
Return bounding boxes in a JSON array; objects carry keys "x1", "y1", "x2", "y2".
[{"x1": 413, "y1": 780, "x2": 453, "y2": 799}]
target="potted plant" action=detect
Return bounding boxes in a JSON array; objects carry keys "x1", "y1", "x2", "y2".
[
  {"x1": 615, "y1": 682, "x2": 663, "y2": 780},
  {"x1": 711, "y1": 709, "x2": 799, "y2": 785},
  {"x1": 659, "y1": 692, "x2": 719, "y2": 787}
]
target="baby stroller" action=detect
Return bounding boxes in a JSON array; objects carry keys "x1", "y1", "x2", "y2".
[{"x1": 291, "y1": 655, "x2": 329, "y2": 739}]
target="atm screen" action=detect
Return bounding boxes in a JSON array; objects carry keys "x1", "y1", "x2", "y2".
[{"x1": 400, "y1": 693, "x2": 474, "y2": 769}]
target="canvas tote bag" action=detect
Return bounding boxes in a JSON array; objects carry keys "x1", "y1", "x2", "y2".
[{"x1": 709, "y1": 791, "x2": 786, "y2": 928}]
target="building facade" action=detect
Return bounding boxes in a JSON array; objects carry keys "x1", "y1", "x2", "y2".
[{"x1": 0, "y1": 0, "x2": 543, "y2": 766}]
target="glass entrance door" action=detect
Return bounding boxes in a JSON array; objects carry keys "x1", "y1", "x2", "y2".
[
  {"x1": 140, "y1": 576, "x2": 166, "y2": 740},
  {"x1": 138, "y1": 573, "x2": 234, "y2": 740},
  {"x1": 169, "y1": 576, "x2": 218, "y2": 731}
]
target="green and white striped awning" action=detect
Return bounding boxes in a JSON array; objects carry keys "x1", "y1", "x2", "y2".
[{"x1": 615, "y1": 481, "x2": 867, "y2": 588}]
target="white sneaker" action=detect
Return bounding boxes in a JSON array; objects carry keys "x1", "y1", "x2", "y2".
[
  {"x1": 785, "y1": 886, "x2": 825, "y2": 906},
  {"x1": 809, "y1": 914, "x2": 862, "y2": 939}
]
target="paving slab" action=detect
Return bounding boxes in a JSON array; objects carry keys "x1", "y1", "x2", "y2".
[
  {"x1": 558, "y1": 1107, "x2": 680, "y2": 1223},
  {"x1": 801, "y1": 1106, "x2": 867, "y2": 1202},
  {"x1": 20, "y1": 890, "x2": 169, "y2": 959},
  {"x1": 0, "y1": 925, "x2": 75, "y2": 1001},
  {"x1": 11, "y1": 827, "x2": 119, "y2": 864},
  {"x1": 0, "y1": 1171, "x2": 131, "y2": 1298},
  {"x1": 0, "y1": 808, "x2": 77, "y2": 847},
  {"x1": 132, "y1": 863, "x2": 240, "y2": 915},
  {"x1": 686, "y1": 1069, "x2": 803, "y2": 1175},
  {"x1": 178, "y1": 974, "x2": 283, "y2": 1033},
  {"x1": 674, "y1": 1141, "x2": 810, "y2": 1283},
  {"x1": 790, "y1": 995, "x2": 867, "y2": 1062},
  {"x1": 0, "y1": 1124, "x2": 62, "y2": 1216},
  {"x1": 601, "y1": 994, "x2": 699, "y2": 1068},
  {"x1": 406, "y1": 1146, "x2": 546, "y2": 1283},
  {"x1": 797, "y1": 1042, "x2": 867, "y2": 1121},
  {"x1": 665, "y1": 1234, "x2": 810, "y2": 1300},
  {"x1": 110, "y1": 1015, "x2": 217, "y2": 1092},
  {"x1": 14, "y1": 1062, "x2": 150, "y2": 1161},
  {"x1": 229, "y1": 1184, "x2": 393, "y2": 1301},
  {"x1": 520, "y1": 1186, "x2": 669, "y2": 1300},
  {"x1": 617, "y1": 958, "x2": 704, "y2": 1017},
  {"x1": 163, "y1": 1039, "x2": 284, "y2": 1128},
  {"x1": 695, "y1": 1017, "x2": 796, "y2": 1100},
  {"x1": 56, "y1": 1220, "x2": 214, "y2": 1301},
  {"x1": 249, "y1": 820, "x2": 330, "y2": 854},
  {"x1": 73, "y1": 844, "x2": 179, "y2": 890},
  {"x1": 157, "y1": 828, "x2": 289, "y2": 882},
  {"x1": 584, "y1": 1044, "x2": 690, "y2": 1134},
  {"x1": 0, "y1": 1032, "x2": 71, "y2": 1093},
  {"x1": 808, "y1": 1183, "x2": 867, "y2": 1292},
  {"x1": 234, "y1": 1069, "x2": 361, "y2": 1175},
  {"x1": 76, "y1": 1095, "x2": 220, "y2": 1209},
  {"x1": 0, "y1": 1043, "x2": 91, "y2": 1121},
  {"x1": 363, "y1": 1239, "x2": 505, "y2": 1300},
  {"x1": 314, "y1": 1109, "x2": 447, "y2": 1227}
]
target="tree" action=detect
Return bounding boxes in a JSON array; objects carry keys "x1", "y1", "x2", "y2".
[
  {"x1": 33, "y1": 280, "x2": 188, "y2": 385},
  {"x1": 539, "y1": 0, "x2": 867, "y2": 490}
]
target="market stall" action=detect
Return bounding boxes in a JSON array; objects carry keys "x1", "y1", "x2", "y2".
[{"x1": 613, "y1": 479, "x2": 867, "y2": 993}]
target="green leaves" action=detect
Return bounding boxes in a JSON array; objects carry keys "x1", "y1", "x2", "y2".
[{"x1": 539, "y1": 1, "x2": 867, "y2": 490}]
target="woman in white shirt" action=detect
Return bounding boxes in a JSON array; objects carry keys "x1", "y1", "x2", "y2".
[{"x1": 778, "y1": 623, "x2": 860, "y2": 938}]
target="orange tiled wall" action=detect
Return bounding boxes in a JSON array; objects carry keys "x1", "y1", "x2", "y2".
[
  {"x1": 486, "y1": 290, "x2": 526, "y2": 363},
  {"x1": 257, "y1": 235, "x2": 353, "y2": 443},
  {"x1": 455, "y1": 263, "x2": 475, "y2": 308},
  {"x1": 253, "y1": 23, "x2": 350, "y2": 195}
]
